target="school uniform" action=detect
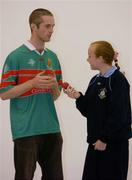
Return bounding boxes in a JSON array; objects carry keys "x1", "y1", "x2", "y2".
[{"x1": 76, "y1": 67, "x2": 132, "y2": 180}]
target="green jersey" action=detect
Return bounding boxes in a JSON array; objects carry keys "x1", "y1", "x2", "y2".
[{"x1": 0, "y1": 44, "x2": 63, "y2": 140}]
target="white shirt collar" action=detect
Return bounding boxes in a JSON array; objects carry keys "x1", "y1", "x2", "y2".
[
  {"x1": 97, "y1": 66, "x2": 117, "y2": 78},
  {"x1": 102, "y1": 66, "x2": 117, "y2": 77},
  {"x1": 24, "y1": 41, "x2": 46, "y2": 55}
]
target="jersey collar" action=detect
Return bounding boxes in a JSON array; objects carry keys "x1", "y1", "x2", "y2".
[{"x1": 24, "y1": 41, "x2": 47, "y2": 55}]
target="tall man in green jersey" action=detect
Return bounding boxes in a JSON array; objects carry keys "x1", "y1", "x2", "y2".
[{"x1": 0, "y1": 8, "x2": 63, "y2": 180}]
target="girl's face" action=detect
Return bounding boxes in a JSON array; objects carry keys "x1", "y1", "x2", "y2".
[{"x1": 87, "y1": 46, "x2": 101, "y2": 70}]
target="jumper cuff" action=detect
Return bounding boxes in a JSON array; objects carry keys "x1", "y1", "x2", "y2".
[{"x1": 75, "y1": 92, "x2": 83, "y2": 101}]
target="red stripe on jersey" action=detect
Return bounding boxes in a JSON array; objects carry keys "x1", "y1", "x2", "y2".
[
  {"x1": 0, "y1": 81, "x2": 16, "y2": 88},
  {"x1": 18, "y1": 76, "x2": 63, "y2": 85},
  {"x1": 18, "y1": 76, "x2": 34, "y2": 84},
  {"x1": 2, "y1": 69, "x2": 62, "y2": 79},
  {"x1": 58, "y1": 80, "x2": 63, "y2": 86},
  {"x1": 54, "y1": 70, "x2": 62, "y2": 74},
  {"x1": 2, "y1": 70, "x2": 18, "y2": 79}
]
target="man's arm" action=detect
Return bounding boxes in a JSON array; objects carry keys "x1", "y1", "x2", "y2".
[
  {"x1": 52, "y1": 83, "x2": 61, "y2": 101},
  {"x1": 0, "y1": 80, "x2": 33, "y2": 100},
  {"x1": 0, "y1": 71, "x2": 59, "y2": 100}
]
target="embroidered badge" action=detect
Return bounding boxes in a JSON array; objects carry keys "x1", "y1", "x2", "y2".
[
  {"x1": 47, "y1": 59, "x2": 52, "y2": 69},
  {"x1": 97, "y1": 82, "x2": 101, "y2": 85},
  {"x1": 98, "y1": 88, "x2": 107, "y2": 99}
]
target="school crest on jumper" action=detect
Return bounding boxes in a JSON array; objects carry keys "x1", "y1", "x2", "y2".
[{"x1": 98, "y1": 88, "x2": 107, "y2": 99}]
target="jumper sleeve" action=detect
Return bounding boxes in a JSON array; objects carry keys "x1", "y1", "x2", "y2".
[
  {"x1": 76, "y1": 92, "x2": 88, "y2": 117},
  {"x1": 100, "y1": 75, "x2": 132, "y2": 143},
  {"x1": 76, "y1": 76, "x2": 97, "y2": 118}
]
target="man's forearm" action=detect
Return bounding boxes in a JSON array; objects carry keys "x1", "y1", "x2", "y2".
[
  {"x1": 0, "y1": 80, "x2": 33, "y2": 100},
  {"x1": 52, "y1": 85, "x2": 61, "y2": 100}
]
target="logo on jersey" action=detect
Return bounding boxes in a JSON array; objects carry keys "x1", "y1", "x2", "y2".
[{"x1": 28, "y1": 59, "x2": 36, "y2": 66}]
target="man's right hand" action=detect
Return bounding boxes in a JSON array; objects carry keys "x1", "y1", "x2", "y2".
[{"x1": 30, "y1": 71, "x2": 57, "y2": 89}]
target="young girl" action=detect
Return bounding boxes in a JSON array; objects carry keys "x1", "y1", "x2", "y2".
[{"x1": 65, "y1": 41, "x2": 132, "y2": 180}]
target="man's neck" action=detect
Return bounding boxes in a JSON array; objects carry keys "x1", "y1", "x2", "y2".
[{"x1": 29, "y1": 37, "x2": 45, "y2": 53}]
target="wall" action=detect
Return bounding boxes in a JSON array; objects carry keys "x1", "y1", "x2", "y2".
[{"x1": 0, "y1": 0, "x2": 132, "y2": 179}]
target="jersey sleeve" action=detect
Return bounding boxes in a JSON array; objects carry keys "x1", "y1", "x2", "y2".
[
  {"x1": 0, "y1": 54, "x2": 18, "y2": 93},
  {"x1": 54, "y1": 55, "x2": 63, "y2": 92}
]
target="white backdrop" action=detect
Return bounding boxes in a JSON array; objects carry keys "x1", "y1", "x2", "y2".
[{"x1": 0, "y1": 0, "x2": 132, "y2": 180}]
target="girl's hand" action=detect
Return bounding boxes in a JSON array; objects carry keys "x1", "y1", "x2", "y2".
[
  {"x1": 93, "y1": 139, "x2": 107, "y2": 151},
  {"x1": 64, "y1": 86, "x2": 80, "y2": 99}
]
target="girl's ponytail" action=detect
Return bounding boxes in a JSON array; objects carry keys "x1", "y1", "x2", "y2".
[{"x1": 113, "y1": 52, "x2": 120, "y2": 70}]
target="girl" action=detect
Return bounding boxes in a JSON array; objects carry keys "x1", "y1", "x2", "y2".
[{"x1": 65, "y1": 41, "x2": 132, "y2": 180}]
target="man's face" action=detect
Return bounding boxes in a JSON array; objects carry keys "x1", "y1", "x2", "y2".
[{"x1": 32, "y1": 15, "x2": 55, "y2": 42}]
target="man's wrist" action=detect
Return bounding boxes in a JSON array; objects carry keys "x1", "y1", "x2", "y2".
[{"x1": 28, "y1": 79, "x2": 34, "y2": 89}]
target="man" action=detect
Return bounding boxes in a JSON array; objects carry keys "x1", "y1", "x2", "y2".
[{"x1": 0, "y1": 8, "x2": 63, "y2": 180}]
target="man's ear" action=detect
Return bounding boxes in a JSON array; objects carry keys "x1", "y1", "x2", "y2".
[{"x1": 31, "y1": 23, "x2": 37, "y2": 31}]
